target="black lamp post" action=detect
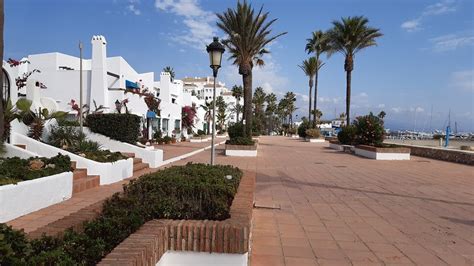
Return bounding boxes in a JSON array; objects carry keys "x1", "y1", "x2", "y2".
[{"x1": 206, "y1": 37, "x2": 225, "y2": 166}]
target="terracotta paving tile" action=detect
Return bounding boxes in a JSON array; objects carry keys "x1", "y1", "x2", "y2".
[
  {"x1": 282, "y1": 245, "x2": 315, "y2": 258},
  {"x1": 284, "y1": 257, "x2": 318, "y2": 266},
  {"x1": 251, "y1": 254, "x2": 284, "y2": 266},
  {"x1": 280, "y1": 237, "x2": 310, "y2": 247},
  {"x1": 317, "y1": 258, "x2": 351, "y2": 266},
  {"x1": 251, "y1": 244, "x2": 283, "y2": 256}
]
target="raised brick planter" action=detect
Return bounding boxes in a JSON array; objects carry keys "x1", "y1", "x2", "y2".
[
  {"x1": 355, "y1": 145, "x2": 411, "y2": 160},
  {"x1": 225, "y1": 144, "x2": 258, "y2": 157},
  {"x1": 99, "y1": 170, "x2": 256, "y2": 265}
]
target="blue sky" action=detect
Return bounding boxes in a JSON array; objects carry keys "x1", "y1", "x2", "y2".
[{"x1": 5, "y1": 0, "x2": 474, "y2": 131}]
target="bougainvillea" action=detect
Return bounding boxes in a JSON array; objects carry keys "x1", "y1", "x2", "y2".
[
  {"x1": 144, "y1": 94, "x2": 160, "y2": 115},
  {"x1": 7, "y1": 58, "x2": 41, "y2": 90},
  {"x1": 181, "y1": 105, "x2": 197, "y2": 129}
]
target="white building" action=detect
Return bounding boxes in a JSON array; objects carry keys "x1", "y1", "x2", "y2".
[{"x1": 182, "y1": 77, "x2": 240, "y2": 128}]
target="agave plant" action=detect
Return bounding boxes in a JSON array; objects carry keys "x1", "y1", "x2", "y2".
[{"x1": 15, "y1": 99, "x2": 67, "y2": 140}]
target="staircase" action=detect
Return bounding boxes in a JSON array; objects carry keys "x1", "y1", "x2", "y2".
[
  {"x1": 71, "y1": 162, "x2": 100, "y2": 194},
  {"x1": 122, "y1": 152, "x2": 150, "y2": 177}
]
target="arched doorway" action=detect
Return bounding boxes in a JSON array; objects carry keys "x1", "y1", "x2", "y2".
[{"x1": 2, "y1": 68, "x2": 10, "y2": 101}]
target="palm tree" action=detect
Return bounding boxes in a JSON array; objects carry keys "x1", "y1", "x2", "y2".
[
  {"x1": 252, "y1": 87, "x2": 266, "y2": 133},
  {"x1": 283, "y1": 92, "x2": 297, "y2": 127},
  {"x1": 217, "y1": 1, "x2": 286, "y2": 137},
  {"x1": 162, "y1": 66, "x2": 175, "y2": 81},
  {"x1": 327, "y1": 16, "x2": 382, "y2": 125},
  {"x1": 0, "y1": 0, "x2": 4, "y2": 144},
  {"x1": 298, "y1": 57, "x2": 321, "y2": 127},
  {"x1": 312, "y1": 109, "x2": 323, "y2": 124},
  {"x1": 231, "y1": 85, "x2": 243, "y2": 122},
  {"x1": 265, "y1": 93, "x2": 277, "y2": 134},
  {"x1": 305, "y1": 30, "x2": 331, "y2": 125},
  {"x1": 216, "y1": 96, "x2": 227, "y2": 131}
]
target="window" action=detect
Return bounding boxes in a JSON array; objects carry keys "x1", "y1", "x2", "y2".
[
  {"x1": 172, "y1": 98, "x2": 176, "y2": 104},
  {"x1": 174, "y1": 120, "x2": 181, "y2": 131},
  {"x1": 162, "y1": 118, "x2": 169, "y2": 133},
  {"x1": 2, "y1": 68, "x2": 10, "y2": 101}
]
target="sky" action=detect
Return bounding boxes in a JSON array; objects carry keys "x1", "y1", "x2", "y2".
[{"x1": 5, "y1": 0, "x2": 474, "y2": 131}]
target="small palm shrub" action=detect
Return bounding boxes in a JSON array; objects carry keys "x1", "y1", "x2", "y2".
[
  {"x1": 337, "y1": 125, "x2": 357, "y2": 145},
  {"x1": 305, "y1": 128, "x2": 321, "y2": 139},
  {"x1": 353, "y1": 112, "x2": 385, "y2": 146},
  {"x1": 48, "y1": 126, "x2": 85, "y2": 149}
]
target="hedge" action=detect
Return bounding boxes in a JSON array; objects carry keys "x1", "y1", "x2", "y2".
[
  {"x1": 86, "y1": 113, "x2": 141, "y2": 144},
  {"x1": 0, "y1": 163, "x2": 242, "y2": 264}
]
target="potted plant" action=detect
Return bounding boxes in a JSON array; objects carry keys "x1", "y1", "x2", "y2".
[{"x1": 163, "y1": 136, "x2": 172, "y2": 145}]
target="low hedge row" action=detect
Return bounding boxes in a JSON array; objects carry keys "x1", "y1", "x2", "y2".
[
  {"x1": 0, "y1": 154, "x2": 72, "y2": 186},
  {"x1": 86, "y1": 114, "x2": 141, "y2": 144},
  {"x1": 0, "y1": 163, "x2": 242, "y2": 264}
]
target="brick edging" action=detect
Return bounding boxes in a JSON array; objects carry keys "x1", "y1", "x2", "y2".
[{"x1": 99, "y1": 170, "x2": 256, "y2": 265}]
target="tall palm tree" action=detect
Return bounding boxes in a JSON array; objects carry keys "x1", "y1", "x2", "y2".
[
  {"x1": 283, "y1": 92, "x2": 297, "y2": 127},
  {"x1": 231, "y1": 85, "x2": 243, "y2": 122},
  {"x1": 298, "y1": 57, "x2": 321, "y2": 127},
  {"x1": 265, "y1": 93, "x2": 277, "y2": 134},
  {"x1": 162, "y1": 66, "x2": 175, "y2": 81},
  {"x1": 305, "y1": 30, "x2": 331, "y2": 125},
  {"x1": 327, "y1": 16, "x2": 382, "y2": 125},
  {"x1": 0, "y1": 0, "x2": 4, "y2": 144},
  {"x1": 217, "y1": 1, "x2": 286, "y2": 137}
]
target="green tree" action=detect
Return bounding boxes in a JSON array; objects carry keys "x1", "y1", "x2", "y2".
[
  {"x1": 216, "y1": 96, "x2": 228, "y2": 131},
  {"x1": 327, "y1": 16, "x2": 382, "y2": 126},
  {"x1": 265, "y1": 93, "x2": 277, "y2": 134},
  {"x1": 231, "y1": 85, "x2": 243, "y2": 122},
  {"x1": 305, "y1": 30, "x2": 331, "y2": 126},
  {"x1": 312, "y1": 109, "x2": 323, "y2": 123},
  {"x1": 162, "y1": 66, "x2": 175, "y2": 81},
  {"x1": 283, "y1": 92, "x2": 297, "y2": 127},
  {"x1": 298, "y1": 57, "x2": 321, "y2": 127},
  {"x1": 252, "y1": 87, "x2": 266, "y2": 133},
  {"x1": 217, "y1": 1, "x2": 286, "y2": 137}
]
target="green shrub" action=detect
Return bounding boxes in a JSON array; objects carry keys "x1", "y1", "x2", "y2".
[
  {"x1": 305, "y1": 128, "x2": 321, "y2": 138},
  {"x1": 0, "y1": 154, "x2": 72, "y2": 186},
  {"x1": 353, "y1": 112, "x2": 385, "y2": 146},
  {"x1": 80, "y1": 151, "x2": 128, "y2": 163},
  {"x1": 287, "y1": 127, "x2": 297, "y2": 135},
  {"x1": 57, "y1": 119, "x2": 80, "y2": 127},
  {"x1": 297, "y1": 120, "x2": 310, "y2": 138},
  {"x1": 226, "y1": 137, "x2": 255, "y2": 145},
  {"x1": 337, "y1": 125, "x2": 357, "y2": 145},
  {"x1": 48, "y1": 126, "x2": 85, "y2": 149},
  {"x1": 162, "y1": 136, "x2": 172, "y2": 144},
  {"x1": 197, "y1": 129, "x2": 205, "y2": 136},
  {"x1": 0, "y1": 163, "x2": 242, "y2": 264},
  {"x1": 228, "y1": 122, "x2": 245, "y2": 139},
  {"x1": 86, "y1": 114, "x2": 141, "y2": 144},
  {"x1": 153, "y1": 130, "x2": 162, "y2": 139}
]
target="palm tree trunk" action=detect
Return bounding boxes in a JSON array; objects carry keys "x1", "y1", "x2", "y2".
[
  {"x1": 236, "y1": 102, "x2": 240, "y2": 122},
  {"x1": 313, "y1": 70, "x2": 318, "y2": 128},
  {"x1": 0, "y1": 0, "x2": 4, "y2": 142},
  {"x1": 308, "y1": 83, "x2": 312, "y2": 127},
  {"x1": 346, "y1": 70, "x2": 351, "y2": 126},
  {"x1": 242, "y1": 72, "x2": 253, "y2": 137}
]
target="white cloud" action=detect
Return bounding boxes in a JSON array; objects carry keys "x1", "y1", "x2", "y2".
[
  {"x1": 378, "y1": 104, "x2": 385, "y2": 108},
  {"x1": 430, "y1": 33, "x2": 474, "y2": 52},
  {"x1": 401, "y1": 19, "x2": 422, "y2": 32},
  {"x1": 319, "y1": 97, "x2": 340, "y2": 104},
  {"x1": 391, "y1": 107, "x2": 403, "y2": 114},
  {"x1": 154, "y1": 0, "x2": 216, "y2": 49},
  {"x1": 127, "y1": 0, "x2": 141, "y2": 15},
  {"x1": 401, "y1": 0, "x2": 457, "y2": 32},
  {"x1": 451, "y1": 70, "x2": 474, "y2": 91}
]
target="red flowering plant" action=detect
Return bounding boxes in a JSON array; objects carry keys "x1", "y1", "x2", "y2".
[
  {"x1": 7, "y1": 58, "x2": 41, "y2": 90},
  {"x1": 181, "y1": 105, "x2": 196, "y2": 130},
  {"x1": 353, "y1": 112, "x2": 385, "y2": 147},
  {"x1": 144, "y1": 93, "x2": 160, "y2": 115},
  {"x1": 68, "y1": 99, "x2": 89, "y2": 119}
]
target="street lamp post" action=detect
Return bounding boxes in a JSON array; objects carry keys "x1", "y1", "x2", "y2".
[
  {"x1": 206, "y1": 37, "x2": 225, "y2": 166},
  {"x1": 79, "y1": 41, "x2": 84, "y2": 133}
]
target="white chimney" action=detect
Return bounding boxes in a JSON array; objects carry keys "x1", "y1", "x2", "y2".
[{"x1": 90, "y1": 35, "x2": 108, "y2": 109}]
